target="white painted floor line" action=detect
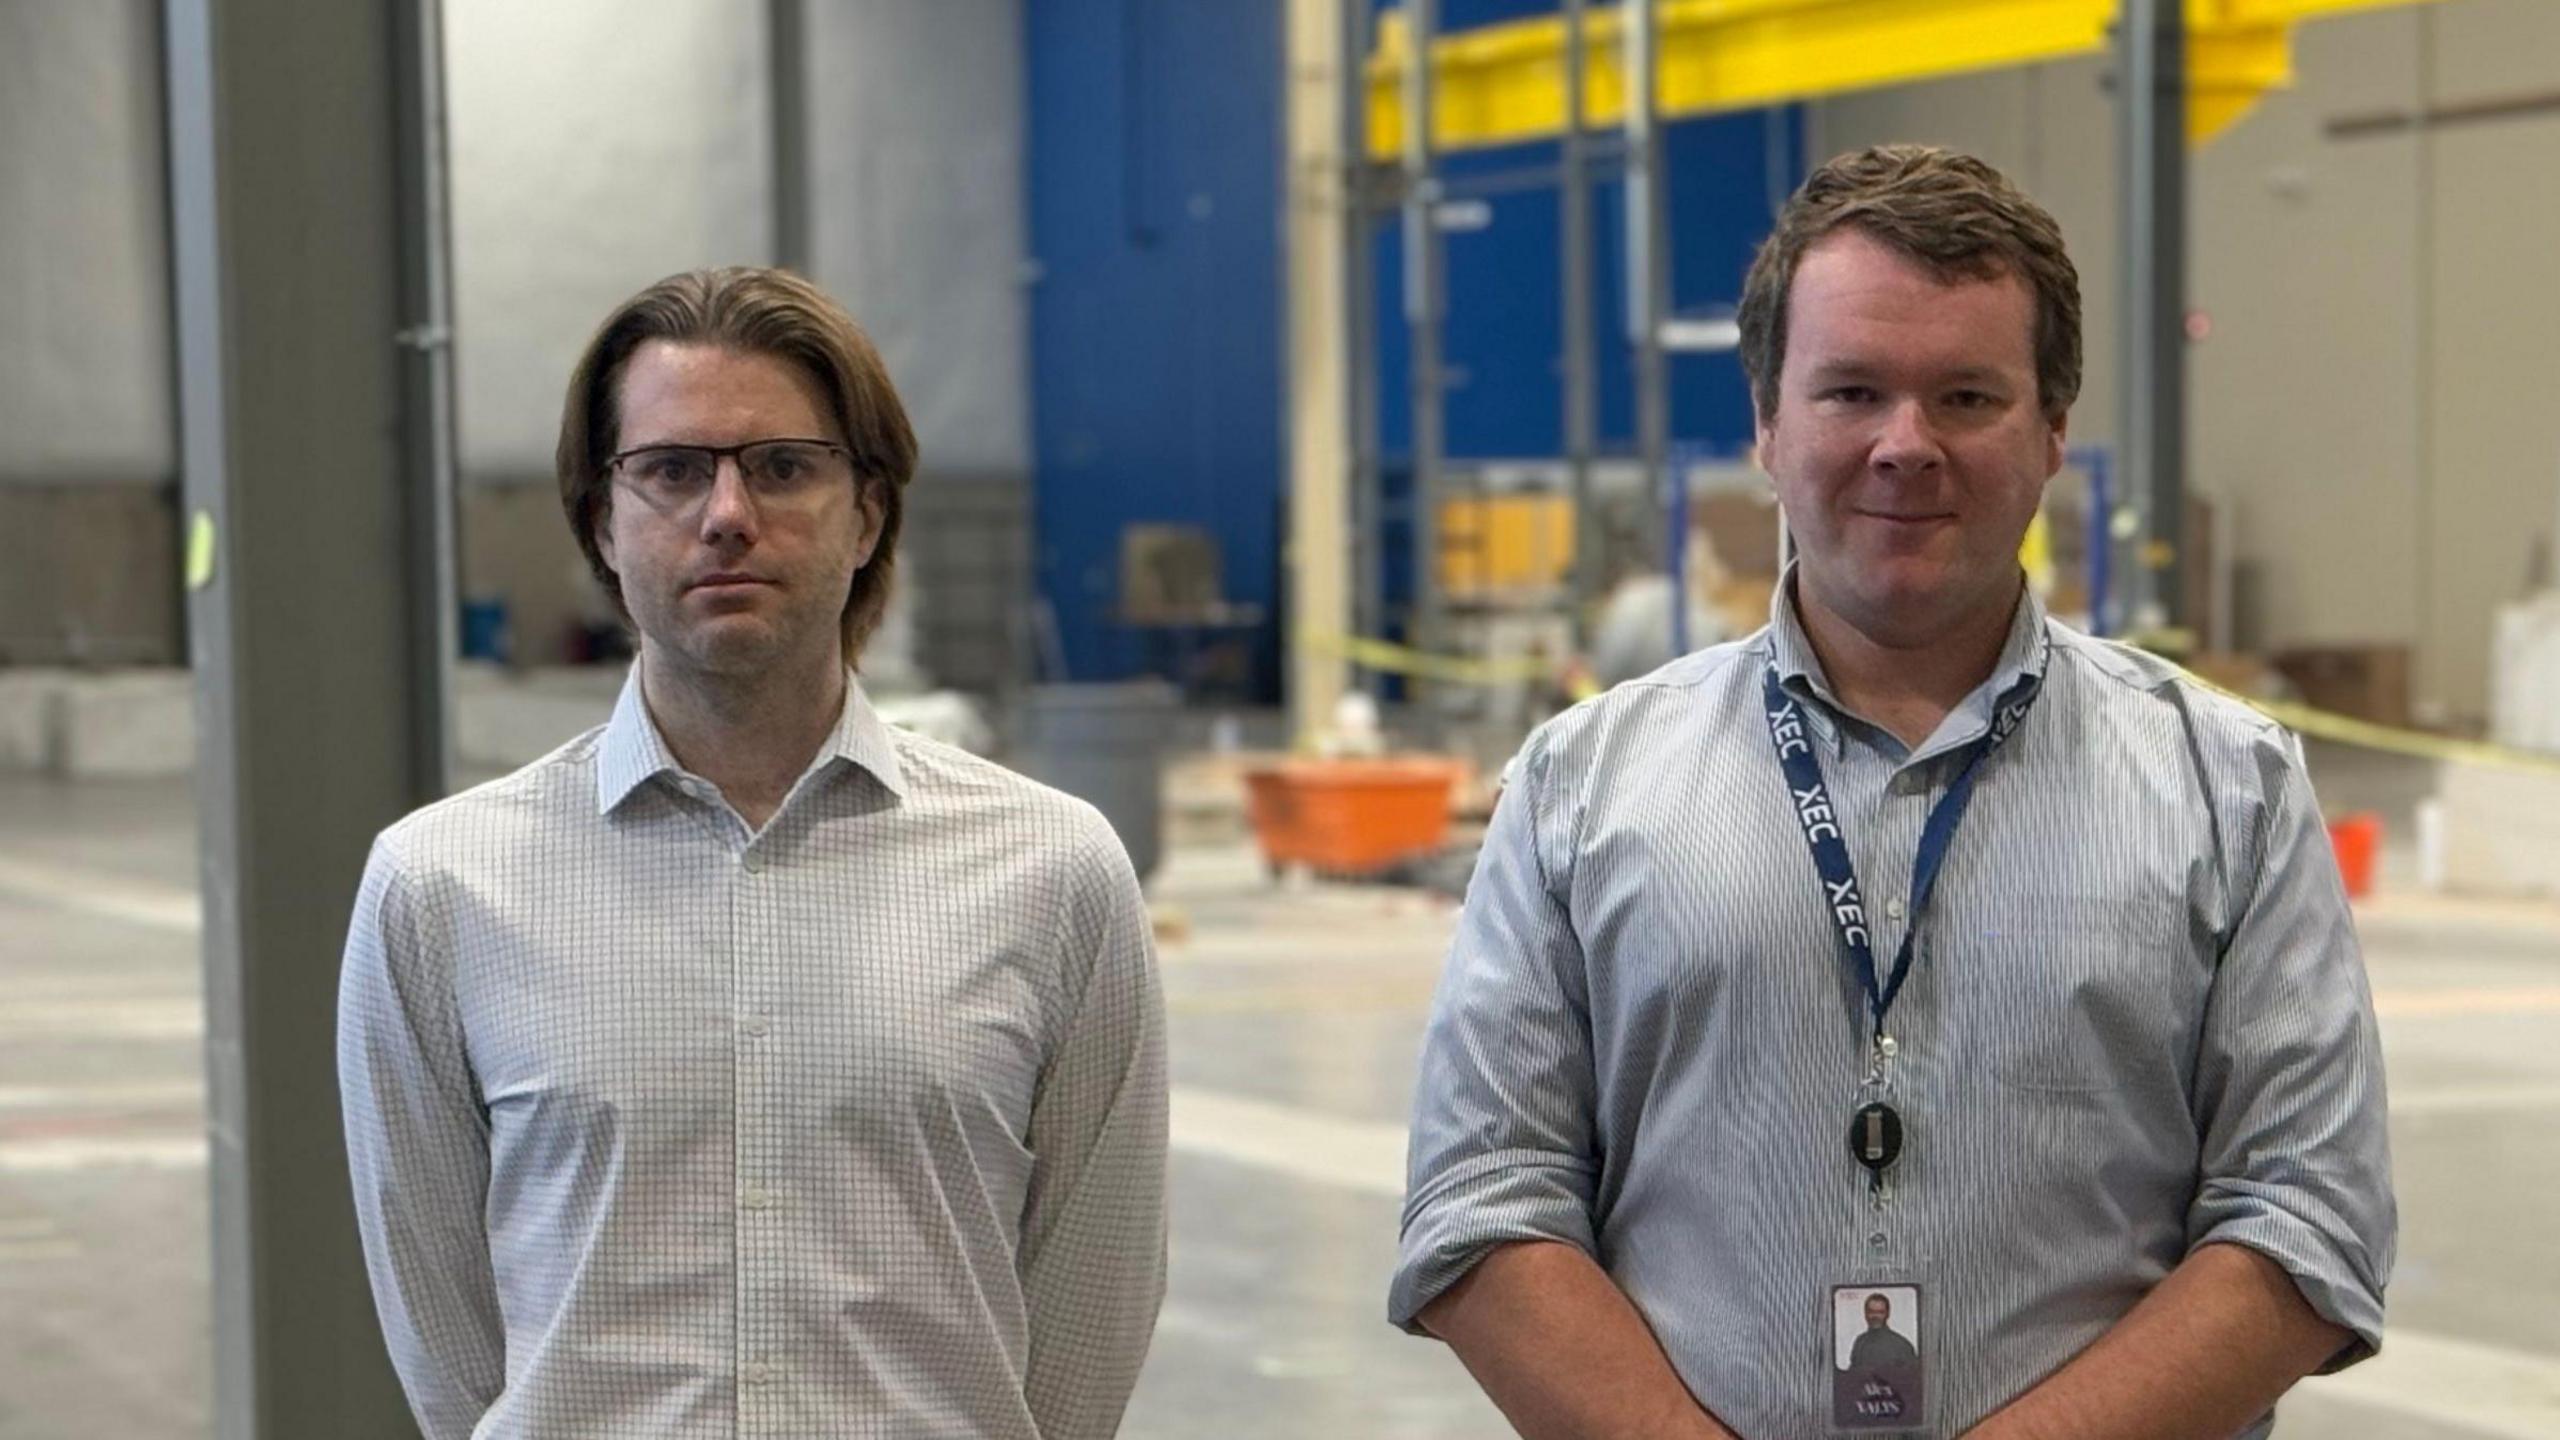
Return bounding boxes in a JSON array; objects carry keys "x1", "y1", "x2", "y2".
[
  {"x1": 0, "y1": 854, "x2": 200, "y2": 934},
  {"x1": 1164, "y1": 1080, "x2": 2560, "y2": 1210},
  {"x1": 0, "y1": 1134, "x2": 208, "y2": 1174},
  {"x1": 0, "y1": 998, "x2": 205, "y2": 1042},
  {"x1": 2298, "y1": 1328, "x2": 2560, "y2": 1440},
  {"x1": 0, "y1": 1081, "x2": 203, "y2": 1111},
  {"x1": 2390, "y1": 1083, "x2": 2560, "y2": 1118},
  {"x1": 1167, "y1": 1086, "x2": 1407, "y2": 1199}
]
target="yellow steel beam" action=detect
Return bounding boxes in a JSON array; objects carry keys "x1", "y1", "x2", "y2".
[{"x1": 1364, "y1": 0, "x2": 2451, "y2": 158}]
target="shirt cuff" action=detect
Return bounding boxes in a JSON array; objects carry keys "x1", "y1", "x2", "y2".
[
  {"x1": 1389, "y1": 1152, "x2": 1599, "y2": 1334},
  {"x1": 2190, "y1": 1183, "x2": 2390, "y2": 1372}
]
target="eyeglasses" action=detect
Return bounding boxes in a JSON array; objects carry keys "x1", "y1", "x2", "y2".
[{"x1": 607, "y1": 439, "x2": 853, "y2": 514}]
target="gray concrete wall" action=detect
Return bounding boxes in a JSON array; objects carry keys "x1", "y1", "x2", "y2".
[
  {"x1": 0, "y1": 0, "x2": 174, "y2": 486},
  {"x1": 0, "y1": 2, "x2": 181, "y2": 662},
  {"x1": 1812, "y1": 0, "x2": 2560, "y2": 723}
]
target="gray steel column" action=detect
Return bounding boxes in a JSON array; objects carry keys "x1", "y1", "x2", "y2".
[
  {"x1": 395, "y1": 0, "x2": 461, "y2": 800},
  {"x1": 770, "y1": 0, "x2": 811, "y2": 272},
  {"x1": 2116, "y1": 0, "x2": 2186, "y2": 632},
  {"x1": 164, "y1": 0, "x2": 452, "y2": 1432},
  {"x1": 1401, "y1": 0, "x2": 1445, "y2": 659},
  {"x1": 1625, "y1": 0, "x2": 1671, "y2": 571},
  {"x1": 1560, "y1": 0, "x2": 1598, "y2": 642},
  {"x1": 1345, "y1": 0, "x2": 1385, "y2": 680}
]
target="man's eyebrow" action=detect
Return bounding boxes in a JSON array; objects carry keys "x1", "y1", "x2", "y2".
[
  {"x1": 1799, "y1": 360, "x2": 2017, "y2": 386},
  {"x1": 1936, "y1": 365, "x2": 2015, "y2": 387},
  {"x1": 1800, "y1": 359, "x2": 1882, "y2": 383}
]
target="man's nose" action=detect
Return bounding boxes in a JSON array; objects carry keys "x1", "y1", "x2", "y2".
[
  {"x1": 697, "y1": 457, "x2": 761, "y2": 540},
  {"x1": 1871, "y1": 399, "x2": 1945, "y2": 475}
]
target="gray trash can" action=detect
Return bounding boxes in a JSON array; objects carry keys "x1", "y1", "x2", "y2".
[{"x1": 1014, "y1": 681, "x2": 1177, "y2": 883}]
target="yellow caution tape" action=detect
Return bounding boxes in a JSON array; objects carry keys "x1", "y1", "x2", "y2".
[
  {"x1": 1305, "y1": 631, "x2": 2560, "y2": 776},
  {"x1": 2177, "y1": 668, "x2": 2560, "y2": 778},
  {"x1": 1305, "y1": 632, "x2": 1556, "y2": 686}
]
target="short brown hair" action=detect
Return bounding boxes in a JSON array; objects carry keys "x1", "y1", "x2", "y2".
[
  {"x1": 1738, "y1": 144, "x2": 2081, "y2": 424},
  {"x1": 556, "y1": 266, "x2": 920, "y2": 661}
]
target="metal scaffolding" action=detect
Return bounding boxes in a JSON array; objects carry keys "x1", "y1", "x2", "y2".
[
  {"x1": 1331, "y1": 0, "x2": 2214, "y2": 671},
  {"x1": 1399, "y1": 0, "x2": 1447, "y2": 666},
  {"x1": 2118, "y1": 0, "x2": 2188, "y2": 635},
  {"x1": 1339, "y1": 0, "x2": 1664, "y2": 680}
]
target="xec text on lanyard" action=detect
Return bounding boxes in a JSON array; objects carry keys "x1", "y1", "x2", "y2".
[{"x1": 1761, "y1": 666, "x2": 2040, "y2": 1185}]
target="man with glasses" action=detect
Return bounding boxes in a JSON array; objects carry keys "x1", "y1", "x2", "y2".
[{"x1": 338, "y1": 267, "x2": 1166, "y2": 1440}]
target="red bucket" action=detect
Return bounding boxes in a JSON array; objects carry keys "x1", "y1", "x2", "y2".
[
  {"x1": 2327, "y1": 812, "x2": 2382, "y2": 900},
  {"x1": 1242, "y1": 758, "x2": 1462, "y2": 876}
]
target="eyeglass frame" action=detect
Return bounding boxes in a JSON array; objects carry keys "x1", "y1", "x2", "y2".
[{"x1": 604, "y1": 437, "x2": 858, "y2": 513}]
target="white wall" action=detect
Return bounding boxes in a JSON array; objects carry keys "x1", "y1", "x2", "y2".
[
  {"x1": 1813, "y1": 0, "x2": 2560, "y2": 721},
  {"x1": 443, "y1": 0, "x2": 776, "y2": 482},
  {"x1": 0, "y1": 0, "x2": 173, "y2": 484},
  {"x1": 807, "y1": 0, "x2": 1031, "y2": 476}
]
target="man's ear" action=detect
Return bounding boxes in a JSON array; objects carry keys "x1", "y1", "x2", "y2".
[
  {"x1": 594, "y1": 494, "x2": 618, "y2": 573},
  {"x1": 850, "y1": 483, "x2": 886, "y2": 570}
]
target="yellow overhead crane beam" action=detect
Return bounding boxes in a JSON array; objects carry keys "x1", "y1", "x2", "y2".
[{"x1": 1365, "y1": 0, "x2": 2453, "y2": 157}]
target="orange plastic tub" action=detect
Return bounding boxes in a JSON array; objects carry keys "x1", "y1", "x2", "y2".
[
  {"x1": 2327, "y1": 811, "x2": 2382, "y2": 900},
  {"x1": 1243, "y1": 758, "x2": 1463, "y2": 876}
]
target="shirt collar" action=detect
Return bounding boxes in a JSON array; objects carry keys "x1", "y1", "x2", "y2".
[
  {"x1": 1762, "y1": 565, "x2": 2051, "y2": 758},
  {"x1": 594, "y1": 664, "x2": 911, "y2": 816}
]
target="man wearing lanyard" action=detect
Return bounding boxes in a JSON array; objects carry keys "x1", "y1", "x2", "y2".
[{"x1": 1391, "y1": 145, "x2": 2392, "y2": 1438}]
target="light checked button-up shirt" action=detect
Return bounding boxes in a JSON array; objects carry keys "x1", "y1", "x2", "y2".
[
  {"x1": 339, "y1": 669, "x2": 1167, "y2": 1440},
  {"x1": 1393, "y1": 580, "x2": 2394, "y2": 1439}
]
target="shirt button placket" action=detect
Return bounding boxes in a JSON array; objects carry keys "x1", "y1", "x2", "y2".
[{"x1": 734, "y1": 839, "x2": 775, "y2": 1431}]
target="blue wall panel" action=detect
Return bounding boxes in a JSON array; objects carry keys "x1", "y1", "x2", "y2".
[
  {"x1": 1027, "y1": 0, "x2": 1285, "y2": 691},
  {"x1": 1376, "y1": 116, "x2": 1804, "y2": 462}
]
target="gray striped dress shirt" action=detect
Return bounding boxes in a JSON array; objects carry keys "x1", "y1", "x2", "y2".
[
  {"x1": 339, "y1": 670, "x2": 1166, "y2": 1440},
  {"x1": 1394, "y1": 581, "x2": 2393, "y2": 1438}
]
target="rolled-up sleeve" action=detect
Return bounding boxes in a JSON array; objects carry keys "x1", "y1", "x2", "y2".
[
  {"x1": 2187, "y1": 734, "x2": 2395, "y2": 1370},
  {"x1": 1018, "y1": 822, "x2": 1168, "y2": 1440},
  {"x1": 1390, "y1": 729, "x2": 1602, "y2": 1331},
  {"x1": 337, "y1": 834, "x2": 507, "y2": 1438}
]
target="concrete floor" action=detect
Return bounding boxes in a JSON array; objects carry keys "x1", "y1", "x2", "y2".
[{"x1": 5, "y1": 754, "x2": 2560, "y2": 1439}]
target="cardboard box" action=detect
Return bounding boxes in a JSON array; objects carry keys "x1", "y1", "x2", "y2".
[{"x1": 2272, "y1": 644, "x2": 2411, "y2": 730}]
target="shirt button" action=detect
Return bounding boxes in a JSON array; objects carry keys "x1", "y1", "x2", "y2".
[
  {"x1": 743, "y1": 1361, "x2": 773, "y2": 1386},
  {"x1": 741, "y1": 850, "x2": 765, "y2": 874},
  {"x1": 1869, "y1": 1230, "x2": 1888, "y2": 1249},
  {"x1": 741, "y1": 1186, "x2": 774, "y2": 1210},
  {"x1": 741, "y1": 1018, "x2": 770, "y2": 1038},
  {"x1": 1886, "y1": 896, "x2": 1907, "y2": 921}
]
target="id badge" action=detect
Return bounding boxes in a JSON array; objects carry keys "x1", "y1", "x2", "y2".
[{"x1": 1829, "y1": 1281, "x2": 1927, "y2": 1432}]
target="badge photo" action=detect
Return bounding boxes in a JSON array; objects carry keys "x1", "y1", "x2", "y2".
[{"x1": 1831, "y1": 1283, "x2": 1924, "y2": 1431}]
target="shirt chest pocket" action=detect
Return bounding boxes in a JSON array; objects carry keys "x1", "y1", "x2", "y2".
[{"x1": 1954, "y1": 895, "x2": 2206, "y2": 1099}]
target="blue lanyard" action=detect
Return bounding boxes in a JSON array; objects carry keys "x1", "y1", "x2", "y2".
[{"x1": 1761, "y1": 666, "x2": 2039, "y2": 1042}]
